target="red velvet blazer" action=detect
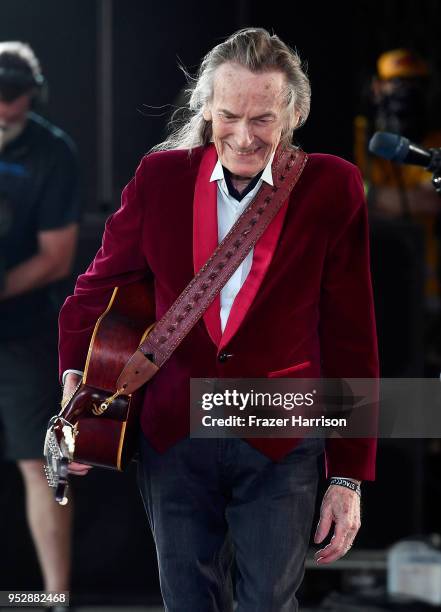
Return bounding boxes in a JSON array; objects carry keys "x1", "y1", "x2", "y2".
[{"x1": 58, "y1": 144, "x2": 379, "y2": 480}]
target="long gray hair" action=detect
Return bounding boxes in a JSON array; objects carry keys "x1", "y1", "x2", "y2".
[{"x1": 153, "y1": 28, "x2": 311, "y2": 152}]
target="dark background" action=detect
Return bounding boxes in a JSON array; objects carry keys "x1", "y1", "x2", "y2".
[
  {"x1": 1, "y1": 0, "x2": 441, "y2": 605},
  {"x1": 2, "y1": 0, "x2": 441, "y2": 211}
]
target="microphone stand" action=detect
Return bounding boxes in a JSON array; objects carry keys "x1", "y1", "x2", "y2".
[{"x1": 429, "y1": 148, "x2": 441, "y2": 196}]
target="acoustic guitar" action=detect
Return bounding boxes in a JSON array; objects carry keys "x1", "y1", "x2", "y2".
[{"x1": 44, "y1": 279, "x2": 155, "y2": 504}]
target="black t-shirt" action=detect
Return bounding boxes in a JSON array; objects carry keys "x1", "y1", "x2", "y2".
[{"x1": 0, "y1": 113, "x2": 80, "y2": 340}]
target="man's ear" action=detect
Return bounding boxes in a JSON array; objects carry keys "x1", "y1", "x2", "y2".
[
  {"x1": 293, "y1": 111, "x2": 301, "y2": 128},
  {"x1": 371, "y1": 77, "x2": 383, "y2": 103},
  {"x1": 203, "y1": 106, "x2": 212, "y2": 121},
  {"x1": 282, "y1": 110, "x2": 300, "y2": 139}
]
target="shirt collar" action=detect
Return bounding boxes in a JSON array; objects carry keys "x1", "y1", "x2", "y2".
[{"x1": 209, "y1": 151, "x2": 275, "y2": 187}]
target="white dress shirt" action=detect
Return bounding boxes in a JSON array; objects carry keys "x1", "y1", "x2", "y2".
[{"x1": 209, "y1": 154, "x2": 274, "y2": 332}]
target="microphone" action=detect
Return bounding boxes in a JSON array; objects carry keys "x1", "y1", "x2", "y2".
[{"x1": 368, "y1": 131, "x2": 441, "y2": 172}]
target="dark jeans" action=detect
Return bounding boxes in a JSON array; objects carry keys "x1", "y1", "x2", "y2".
[{"x1": 137, "y1": 436, "x2": 323, "y2": 612}]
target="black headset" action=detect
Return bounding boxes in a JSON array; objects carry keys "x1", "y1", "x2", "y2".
[{"x1": 0, "y1": 65, "x2": 48, "y2": 106}]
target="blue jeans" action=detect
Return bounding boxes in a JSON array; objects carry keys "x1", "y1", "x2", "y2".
[{"x1": 137, "y1": 436, "x2": 323, "y2": 612}]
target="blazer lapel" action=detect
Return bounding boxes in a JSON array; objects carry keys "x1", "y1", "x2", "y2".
[
  {"x1": 193, "y1": 143, "x2": 291, "y2": 351},
  {"x1": 218, "y1": 196, "x2": 290, "y2": 351},
  {"x1": 193, "y1": 144, "x2": 222, "y2": 347}
]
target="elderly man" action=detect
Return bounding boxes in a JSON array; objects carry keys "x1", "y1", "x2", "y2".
[{"x1": 60, "y1": 28, "x2": 378, "y2": 611}]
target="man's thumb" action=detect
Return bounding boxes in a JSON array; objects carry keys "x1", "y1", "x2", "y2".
[{"x1": 314, "y1": 512, "x2": 332, "y2": 543}]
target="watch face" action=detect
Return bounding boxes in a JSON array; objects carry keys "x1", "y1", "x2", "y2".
[{"x1": 0, "y1": 195, "x2": 13, "y2": 236}]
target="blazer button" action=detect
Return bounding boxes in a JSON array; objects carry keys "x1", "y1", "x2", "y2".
[{"x1": 218, "y1": 351, "x2": 233, "y2": 363}]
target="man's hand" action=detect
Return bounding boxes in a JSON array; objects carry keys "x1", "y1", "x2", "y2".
[
  {"x1": 68, "y1": 461, "x2": 92, "y2": 476},
  {"x1": 0, "y1": 224, "x2": 78, "y2": 301},
  {"x1": 62, "y1": 372, "x2": 93, "y2": 477},
  {"x1": 313, "y1": 485, "x2": 361, "y2": 564},
  {"x1": 61, "y1": 371, "x2": 82, "y2": 403}
]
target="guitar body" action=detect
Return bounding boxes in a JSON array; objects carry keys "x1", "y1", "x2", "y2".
[
  {"x1": 55, "y1": 279, "x2": 155, "y2": 471},
  {"x1": 83, "y1": 280, "x2": 156, "y2": 393}
]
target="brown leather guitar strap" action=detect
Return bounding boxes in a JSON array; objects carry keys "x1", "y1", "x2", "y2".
[{"x1": 116, "y1": 146, "x2": 308, "y2": 394}]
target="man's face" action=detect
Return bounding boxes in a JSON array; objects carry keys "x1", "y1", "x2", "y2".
[
  {"x1": 204, "y1": 63, "x2": 293, "y2": 178},
  {"x1": 372, "y1": 77, "x2": 427, "y2": 140},
  {"x1": 0, "y1": 93, "x2": 31, "y2": 149}
]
